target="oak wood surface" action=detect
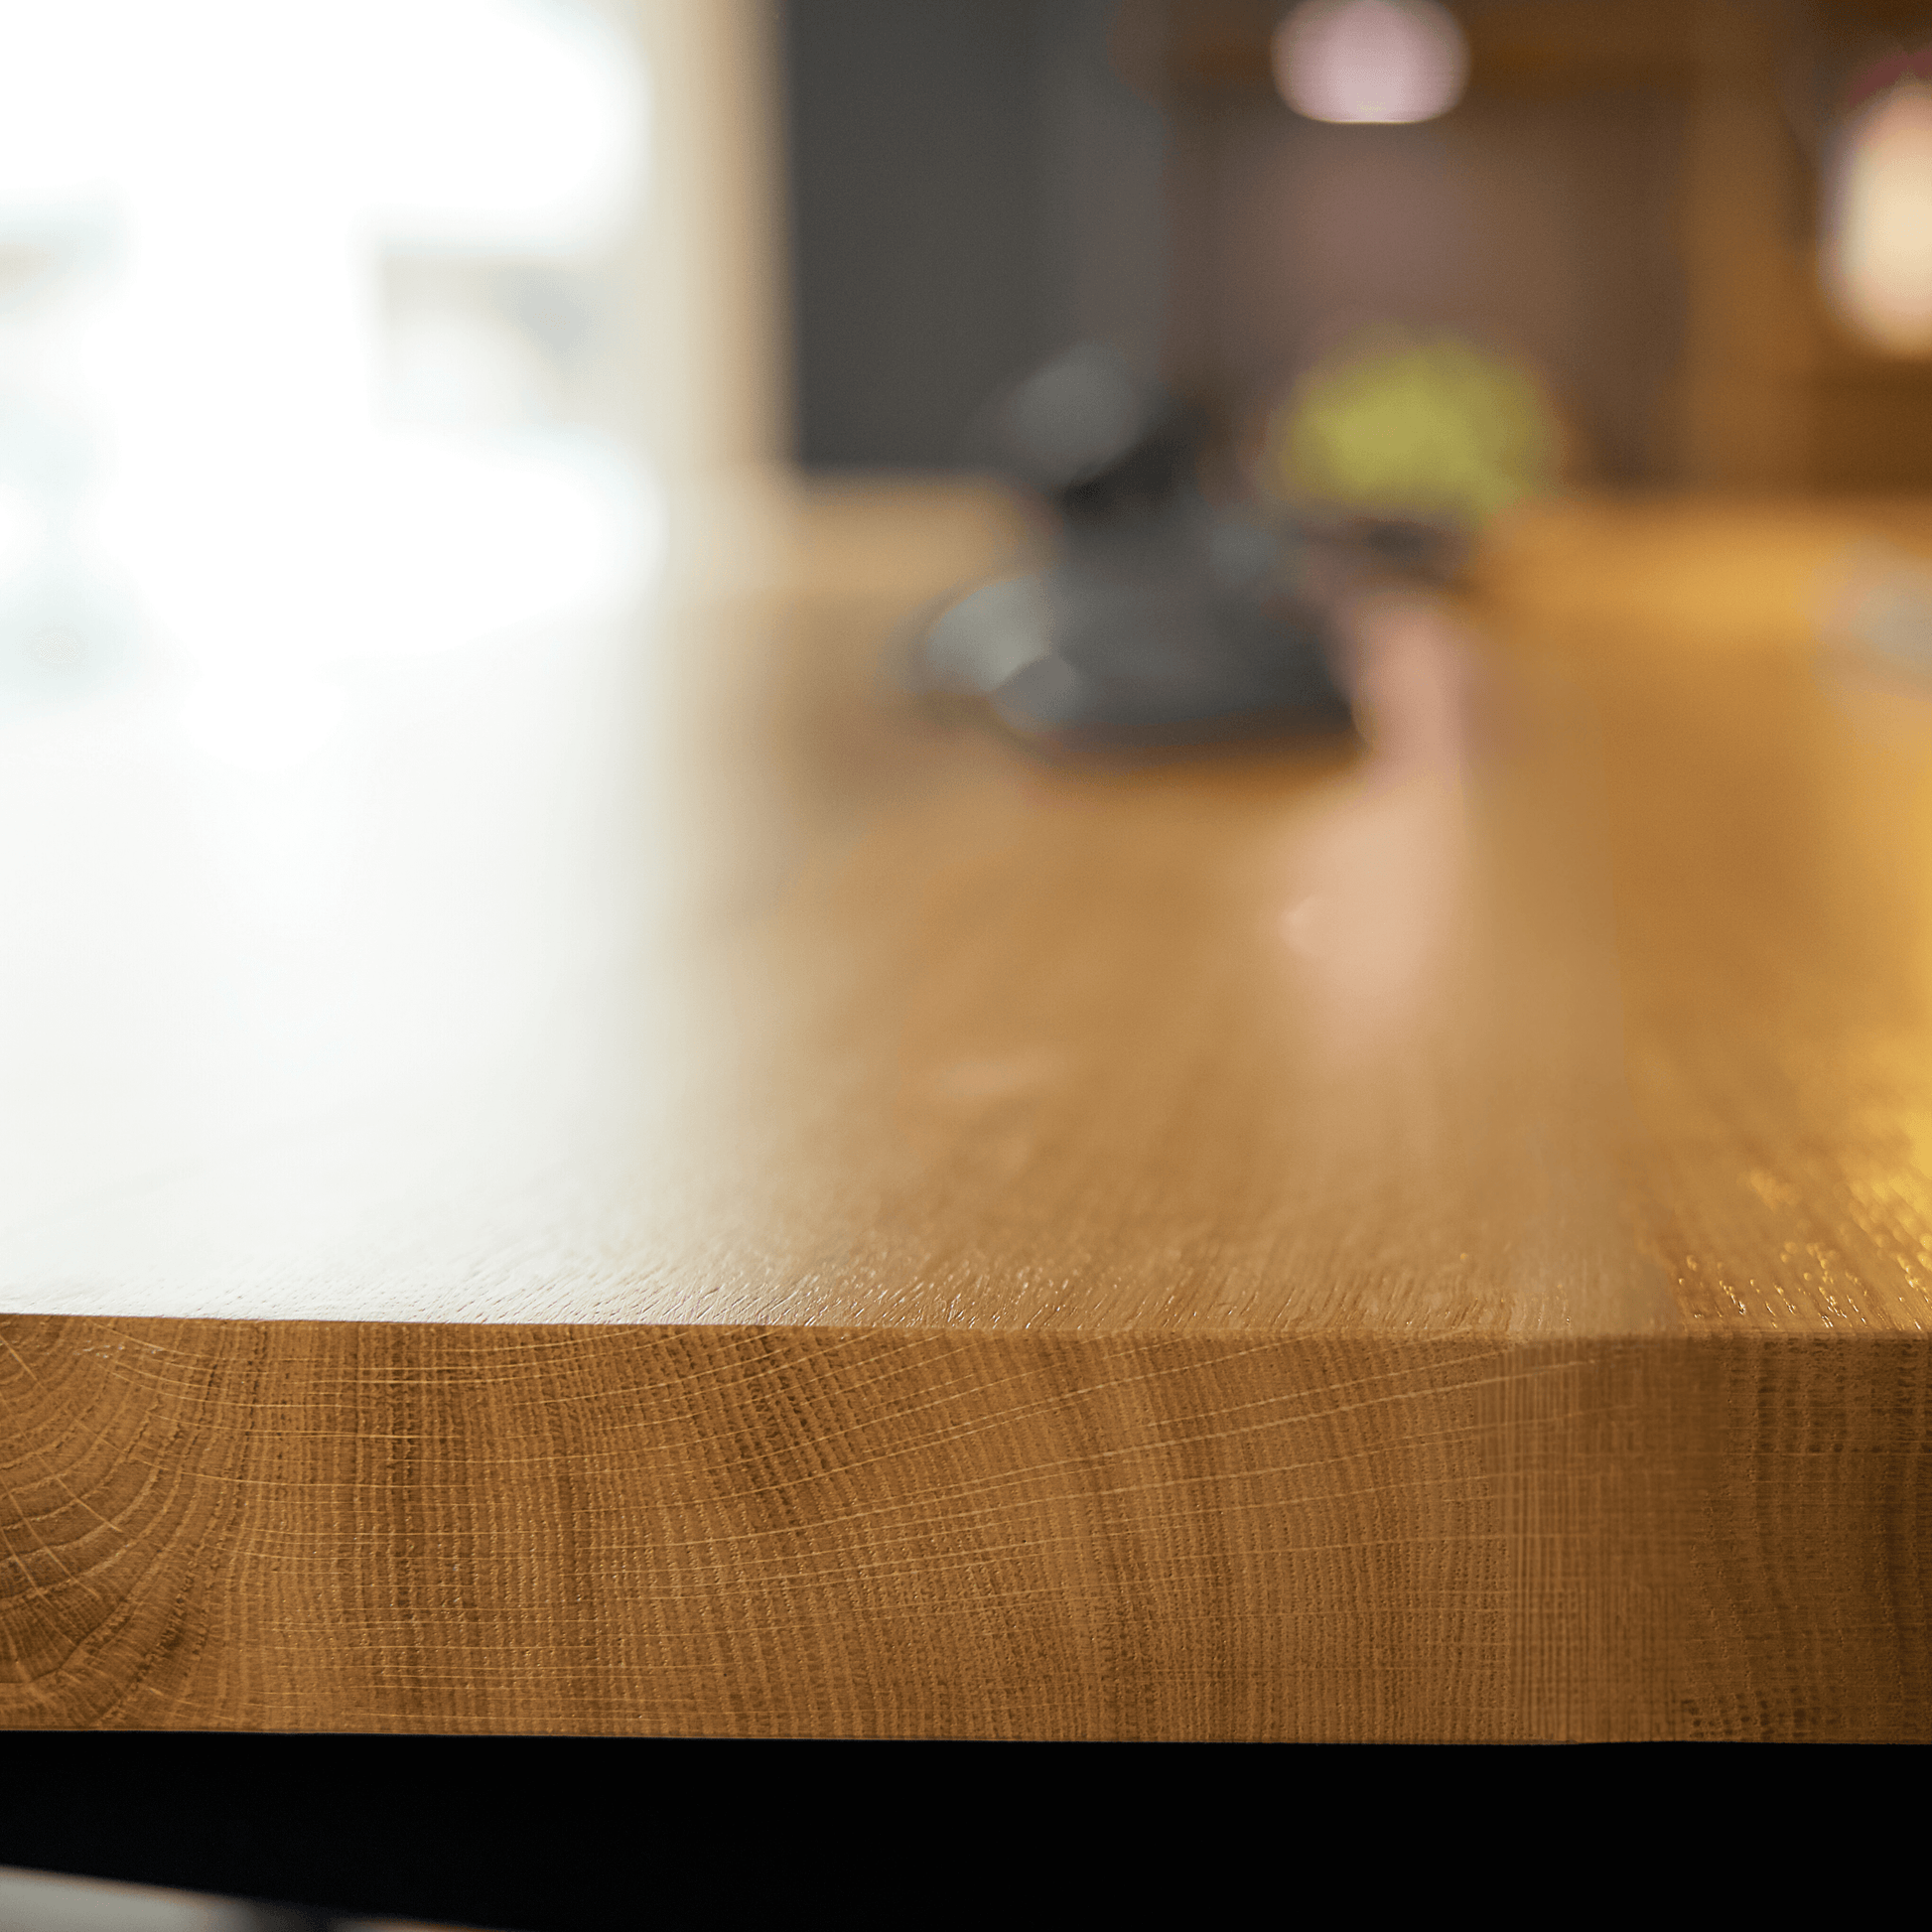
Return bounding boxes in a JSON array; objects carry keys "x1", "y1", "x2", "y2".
[
  {"x1": 5, "y1": 483, "x2": 1931, "y2": 1737},
  {"x1": 5, "y1": 1320, "x2": 1926, "y2": 1741}
]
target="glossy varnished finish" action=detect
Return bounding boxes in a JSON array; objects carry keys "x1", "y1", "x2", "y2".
[
  {"x1": 1475, "y1": 497, "x2": 1932, "y2": 1334},
  {"x1": 4, "y1": 485, "x2": 1931, "y2": 1737}
]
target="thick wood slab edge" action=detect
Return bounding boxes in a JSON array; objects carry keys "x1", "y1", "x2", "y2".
[{"x1": 4, "y1": 1318, "x2": 1925, "y2": 1741}]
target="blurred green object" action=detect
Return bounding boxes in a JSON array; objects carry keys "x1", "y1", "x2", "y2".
[{"x1": 1266, "y1": 330, "x2": 1561, "y2": 530}]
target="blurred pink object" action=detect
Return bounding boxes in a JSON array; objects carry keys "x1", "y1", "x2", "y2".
[{"x1": 1272, "y1": 0, "x2": 1467, "y2": 126}]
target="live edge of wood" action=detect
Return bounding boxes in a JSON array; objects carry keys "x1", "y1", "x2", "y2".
[{"x1": 4, "y1": 1317, "x2": 1925, "y2": 1742}]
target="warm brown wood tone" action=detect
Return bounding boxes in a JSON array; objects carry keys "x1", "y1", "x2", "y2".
[
  {"x1": 4, "y1": 1321, "x2": 1925, "y2": 1740},
  {"x1": 5, "y1": 483, "x2": 1932, "y2": 1738}
]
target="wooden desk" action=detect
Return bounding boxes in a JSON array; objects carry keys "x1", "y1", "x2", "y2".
[{"x1": 4, "y1": 484, "x2": 1928, "y2": 1741}]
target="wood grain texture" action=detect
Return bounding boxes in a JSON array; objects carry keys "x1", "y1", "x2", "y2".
[
  {"x1": 3, "y1": 1318, "x2": 1925, "y2": 1741},
  {"x1": 5, "y1": 485, "x2": 1932, "y2": 1737}
]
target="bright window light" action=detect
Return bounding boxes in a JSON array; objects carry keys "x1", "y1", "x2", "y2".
[{"x1": 0, "y1": 0, "x2": 658, "y2": 767}]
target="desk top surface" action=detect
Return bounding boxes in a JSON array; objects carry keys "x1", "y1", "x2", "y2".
[{"x1": 10, "y1": 483, "x2": 1932, "y2": 1337}]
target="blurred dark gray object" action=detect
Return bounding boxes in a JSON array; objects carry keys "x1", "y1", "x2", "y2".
[
  {"x1": 783, "y1": 0, "x2": 1166, "y2": 469},
  {"x1": 908, "y1": 345, "x2": 1355, "y2": 749}
]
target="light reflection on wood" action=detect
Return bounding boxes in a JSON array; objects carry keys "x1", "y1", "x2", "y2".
[{"x1": 5, "y1": 486, "x2": 1932, "y2": 1741}]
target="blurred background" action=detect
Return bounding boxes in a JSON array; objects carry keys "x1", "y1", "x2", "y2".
[
  {"x1": 8, "y1": 0, "x2": 1932, "y2": 720},
  {"x1": 786, "y1": 0, "x2": 1932, "y2": 495}
]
